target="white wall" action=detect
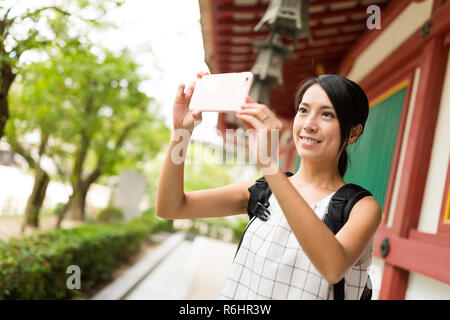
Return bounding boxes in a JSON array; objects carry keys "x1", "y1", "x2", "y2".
[
  {"x1": 370, "y1": 257, "x2": 385, "y2": 300},
  {"x1": 405, "y1": 272, "x2": 450, "y2": 299},
  {"x1": 348, "y1": 0, "x2": 433, "y2": 83},
  {"x1": 417, "y1": 50, "x2": 450, "y2": 234}
]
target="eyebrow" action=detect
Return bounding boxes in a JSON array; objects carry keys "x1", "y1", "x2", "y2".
[{"x1": 299, "y1": 102, "x2": 334, "y2": 110}]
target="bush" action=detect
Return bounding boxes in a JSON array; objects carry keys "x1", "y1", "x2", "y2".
[
  {"x1": 229, "y1": 217, "x2": 248, "y2": 242},
  {"x1": 52, "y1": 202, "x2": 65, "y2": 216},
  {"x1": 174, "y1": 217, "x2": 248, "y2": 242},
  {"x1": 0, "y1": 213, "x2": 171, "y2": 299},
  {"x1": 96, "y1": 207, "x2": 124, "y2": 223},
  {"x1": 142, "y1": 208, "x2": 173, "y2": 231}
]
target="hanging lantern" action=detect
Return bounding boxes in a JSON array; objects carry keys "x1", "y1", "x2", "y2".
[
  {"x1": 254, "y1": 0, "x2": 314, "y2": 48},
  {"x1": 245, "y1": 0, "x2": 315, "y2": 109},
  {"x1": 251, "y1": 34, "x2": 292, "y2": 87},
  {"x1": 249, "y1": 34, "x2": 291, "y2": 107},
  {"x1": 249, "y1": 79, "x2": 275, "y2": 108}
]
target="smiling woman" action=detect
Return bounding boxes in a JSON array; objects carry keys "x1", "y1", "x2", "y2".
[
  {"x1": 157, "y1": 73, "x2": 381, "y2": 300},
  {"x1": 294, "y1": 75, "x2": 369, "y2": 178}
]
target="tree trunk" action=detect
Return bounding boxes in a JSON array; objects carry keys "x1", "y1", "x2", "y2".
[
  {"x1": 0, "y1": 91, "x2": 8, "y2": 141},
  {"x1": 21, "y1": 167, "x2": 50, "y2": 232},
  {"x1": 65, "y1": 184, "x2": 89, "y2": 221},
  {"x1": 55, "y1": 195, "x2": 72, "y2": 228},
  {"x1": 0, "y1": 61, "x2": 16, "y2": 140},
  {"x1": 56, "y1": 147, "x2": 103, "y2": 227}
]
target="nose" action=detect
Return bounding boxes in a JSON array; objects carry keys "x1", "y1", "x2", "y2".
[{"x1": 303, "y1": 114, "x2": 319, "y2": 133}]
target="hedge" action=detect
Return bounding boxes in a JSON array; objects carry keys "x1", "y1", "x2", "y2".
[
  {"x1": 0, "y1": 214, "x2": 171, "y2": 300},
  {"x1": 175, "y1": 217, "x2": 248, "y2": 243}
]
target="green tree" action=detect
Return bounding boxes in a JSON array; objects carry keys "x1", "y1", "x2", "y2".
[
  {"x1": 52, "y1": 45, "x2": 169, "y2": 225},
  {"x1": 146, "y1": 141, "x2": 236, "y2": 210},
  {"x1": 0, "y1": 0, "x2": 123, "y2": 140},
  {"x1": 7, "y1": 42, "x2": 169, "y2": 229}
]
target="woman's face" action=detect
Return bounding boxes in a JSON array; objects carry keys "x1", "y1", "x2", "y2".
[{"x1": 293, "y1": 83, "x2": 343, "y2": 163}]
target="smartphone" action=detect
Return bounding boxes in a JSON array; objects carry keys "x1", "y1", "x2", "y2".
[{"x1": 189, "y1": 72, "x2": 254, "y2": 112}]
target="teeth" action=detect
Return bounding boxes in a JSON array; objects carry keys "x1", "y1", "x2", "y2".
[{"x1": 302, "y1": 137, "x2": 320, "y2": 144}]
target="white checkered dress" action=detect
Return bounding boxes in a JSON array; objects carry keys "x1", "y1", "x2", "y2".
[{"x1": 219, "y1": 192, "x2": 373, "y2": 300}]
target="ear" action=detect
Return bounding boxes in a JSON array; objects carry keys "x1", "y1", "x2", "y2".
[{"x1": 348, "y1": 124, "x2": 363, "y2": 144}]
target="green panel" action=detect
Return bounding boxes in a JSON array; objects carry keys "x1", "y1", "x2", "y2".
[
  {"x1": 279, "y1": 157, "x2": 285, "y2": 171},
  {"x1": 294, "y1": 154, "x2": 301, "y2": 172},
  {"x1": 344, "y1": 88, "x2": 407, "y2": 210}
]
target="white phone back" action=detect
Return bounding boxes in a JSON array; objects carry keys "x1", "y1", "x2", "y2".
[{"x1": 189, "y1": 72, "x2": 254, "y2": 112}]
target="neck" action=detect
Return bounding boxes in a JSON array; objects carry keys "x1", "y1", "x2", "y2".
[{"x1": 292, "y1": 159, "x2": 344, "y2": 190}]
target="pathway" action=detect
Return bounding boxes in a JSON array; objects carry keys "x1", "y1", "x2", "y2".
[{"x1": 92, "y1": 232, "x2": 237, "y2": 300}]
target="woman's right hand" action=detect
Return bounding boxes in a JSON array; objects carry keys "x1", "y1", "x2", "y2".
[{"x1": 172, "y1": 72, "x2": 208, "y2": 134}]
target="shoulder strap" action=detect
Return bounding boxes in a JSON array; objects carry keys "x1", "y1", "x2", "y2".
[
  {"x1": 323, "y1": 183, "x2": 372, "y2": 234},
  {"x1": 235, "y1": 171, "x2": 293, "y2": 258},
  {"x1": 247, "y1": 171, "x2": 294, "y2": 220},
  {"x1": 323, "y1": 183, "x2": 372, "y2": 300}
]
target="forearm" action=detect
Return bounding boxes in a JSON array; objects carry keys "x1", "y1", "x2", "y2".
[
  {"x1": 264, "y1": 167, "x2": 347, "y2": 283},
  {"x1": 156, "y1": 130, "x2": 191, "y2": 218}
]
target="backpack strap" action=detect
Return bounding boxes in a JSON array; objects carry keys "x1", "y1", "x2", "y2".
[
  {"x1": 323, "y1": 183, "x2": 372, "y2": 300},
  {"x1": 247, "y1": 171, "x2": 294, "y2": 221},
  {"x1": 323, "y1": 183, "x2": 372, "y2": 234},
  {"x1": 234, "y1": 171, "x2": 293, "y2": 258}
]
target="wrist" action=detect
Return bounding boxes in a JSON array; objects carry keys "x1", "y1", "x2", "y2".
[
  {"x1": 171, "y1": 128, "x2": 192, "y2": 142},
  {"x1": 259, "y1": 161, "x2": 280, "y2": 176}
]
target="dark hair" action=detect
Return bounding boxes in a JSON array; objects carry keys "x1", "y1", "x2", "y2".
[{"x1": 294, "y1": 74, "x2": 369, "y2": 177}]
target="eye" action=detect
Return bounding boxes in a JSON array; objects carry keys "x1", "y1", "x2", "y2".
[
  {"x1": 297, "y1": 107, "x2": 307, "y2": 114},
  {"x1": 322, "y1": 111, "x2": 335, "y2": 118}
]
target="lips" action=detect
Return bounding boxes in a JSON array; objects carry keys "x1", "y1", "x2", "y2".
[{"x1": 300, "y1": 135, "x2": 322, "y2": 144}]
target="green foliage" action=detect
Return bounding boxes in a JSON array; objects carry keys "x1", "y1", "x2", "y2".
[
  {"x1": 0, "y1": 214, "x2": 171, "y2": 299},
  {"x1": 53, "y1": 203, "x2": 66, "y2": 216},
  {"x1": 175, "y1": 217, "x2": 249, "y2": 243},
  {"x1": 141, "y1": 208, "x2": 174, "y2": 232},
  {"x1": 0, "y1": 0, "x2": 123, "y2": 76},
  {"x1": 96, "y1": 207, "x2": 124, "y2": 223},
  {"x1": 183, "y1": 143, "x2": 235, "y2": 192},
  {"x1": 230, "y1": 217, "x2": 249, "y2": 242},
  {"x1": 145, "y1": 142, "x2": 235, "y2": 210},
  {"x1": 141, "y1": 207, "x2": 155, "y2": 217},
  {"x1": 5, "y1": 38, "x2": 169, "y2": 224},
  {"x1": 7, "y1": 42, "x2": 169, "y2": 181}
]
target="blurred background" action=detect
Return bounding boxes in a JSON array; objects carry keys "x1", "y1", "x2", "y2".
[{"x1": 0, "y1": 0, "x2": 449, "y2": 300}]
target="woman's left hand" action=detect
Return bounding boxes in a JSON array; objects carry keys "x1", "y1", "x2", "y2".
[{"x1": 236, "y1": 96, "x2": 283, "y2": 174}]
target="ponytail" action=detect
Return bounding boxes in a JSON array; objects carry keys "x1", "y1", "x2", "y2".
[{"x1": 338, "y1": 148, "x2": 348, "y2": 178}]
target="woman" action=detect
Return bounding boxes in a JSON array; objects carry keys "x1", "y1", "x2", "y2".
[{"x1": 156, "y1": 73, "x2": 382, "y2": 300}]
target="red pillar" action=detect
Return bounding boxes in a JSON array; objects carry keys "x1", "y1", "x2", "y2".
[{"x1": 378, "y1": 36, "x2": 448, "y2": 299}]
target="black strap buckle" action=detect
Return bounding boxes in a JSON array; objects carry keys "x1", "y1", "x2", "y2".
[{"x1": 254, "y1": 201, "x2": 270, "y2": 221}]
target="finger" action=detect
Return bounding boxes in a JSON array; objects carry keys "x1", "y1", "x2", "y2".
[
  {"x1": 240, "y1": 104, "x2": 269, "y2": 116},
  {"x1": 245, "y1": 95, "x2": 257, "y2": 103},
  {"x1": 237, "y1": 107, "x2": 263, "y2": 116},
  {"x1": 197, "y1": 72, "x2": 210, "y2": 78},
  {"x1": 185, "y1": 81, "x2": 196, "y2": 97},
  {"x1": 192, "y1": 110, "x2": 203, "y2": 120},
  {"x1": 236, "y1": 114, "x2": 253, "y2": 131},
  {"x1": 236, "y1": 113, "x2": 265, "y2": 129},
  {"x1": 240, "y1": 103, "x2": 264, "y2": 109},
  {"x1": 237, "y1": 107, "x2": 269, "y2": 122},
  {"x1": 177, "y1": 83, "x2": 185, "y2": 96}
]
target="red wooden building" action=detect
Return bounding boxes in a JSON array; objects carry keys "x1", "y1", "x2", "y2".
[{"x1": 198, "y1": 0, "x2": 450, "y2": 299}]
